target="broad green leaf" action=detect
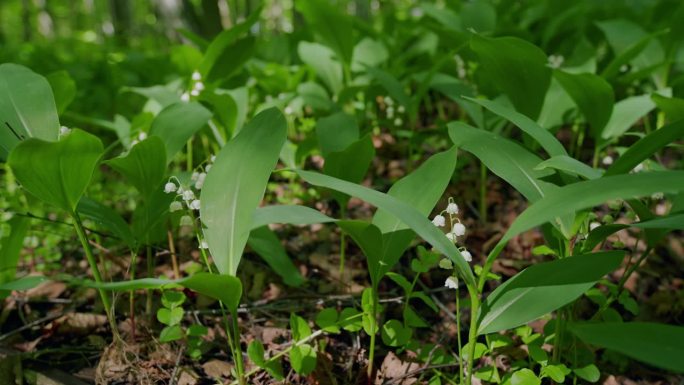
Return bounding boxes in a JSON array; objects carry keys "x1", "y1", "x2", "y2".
[
  {"x1": 296, "y1": 0, "x2": 354, "y2": 65},
  {"x1": 351, "y1": 38, "x2": 388, "y2": 72},
  {"x1": 336, "y1": 220, "x2": 384, "y2": 286},
  {"x1": 427, "y1": 73, "x2": 481, "y2": 125},
  {"x1": 157, "y1": 307, "x2": 184, "y2": 326},
  {"x1": 8, "y1": 129, "x2": 103, "y2": 213},
  {"x1": 289, "y1": 344, "x2": 317, "y2": 375},
  {"x1": 500, "y1": 172, "x2": 684, "y2": 245},
  {"x1": 161, "y1": 291, "x2": 186, "y2": 308},
  {"x1": 199, "y1": 11, "x2": 260, "y2": 80},
  {"x1": 601, "y1": 94, "x2": 655, "y2": 140},
  {"x1": 573, "y1": 364, "x2": 600, "y2": 383},
  {"x1": 0, "y1": 275, "x2": 49, "y2": 291},
  {"x1": 247, "y1": 226, "x2": 305, "y2": 287},
  {"x1": 105, "y1": 136, "x2": 167, "y2": 200},
  {"x1": 315, "y1": 308, "x2": 340, "y2": 333},
  {"x1": 290, "y1": 313, "x2": 312, "y2": 341},
  {"x1": 131, "y1": 186, "x2": 173, "y2": 246},
  {"x1": 570, "y1": 322, "x2": 684, "y2": 373},
  {"x1": 159, "y1": 325, "x2": 183, "y2": 342},
  {"x1": 149, "y1": 102, "x2": 212, "y2": 163},
  {"x1": 78, "y1": 272, "x2": 242, "y2": 314},
  {"x1": 298, "y1": 41, "x2": 344, "y2": 95},
  {"x1": 542, "y1": 365, "x2": 567, "y2": 382},
  {"x1": 323, "y1": 135, "x2": 375, "y2": 207},
  {"x1": 0, "y1": 63, "x2": 60, "y2": 160},
  {"x1": 46, "y1": 70, "x2": 76, "y2": 114},
  {"x1": 77, "y1": 197, "x2": 135, "y2": 249},
  {"x1": 461, "y1": 1, "x2": 496, "y2": 32},
  {"x1": 0, "y1": 217, "x2": 30, "y2": 288},
  {"x1": 463, "y1": 97, "x2": 567, "y2": 157},
  {"x1": 605, "y1": 119, "x2": 684, "y2": 176},
  {"x1": 126, "y1": 85, "x2": 180, "y2": 109},
  {"x1": 381, "y1": 319, "x2": 412, "y2": 347},
  {"x1": 448, "y1": 123, "x2": 555, "y2": 202},
  {"x1": 251, "y1": 205, "x2": 335, "y2": 229},
  {"x1": 511, "y1": 369, "x2": 540, "y2": 385},
  {"x1": 537, "y1": 78, "x2": 575, "y2": 130},
  {"x1": 652, "y1": 94, "x2": 684, "y2": 123},
  {"x1": 478, "y1": 251, "x2": 624, "y2": 335},
  {"x1": 470, "y1": 35, "x2": 551, "y2": 119},
  {"x1": 297, "y1": 82, "x2": 332, "y2": 112},
  {"x1": 201, "y1": 108, "x2": 287, "y2": 275},
  {"x1": 248, "y1": 340, "x2": 266, "y2": 366},
  {"x1": 596, "y1": 20, "x2": 665, "y2": 78},
  {"x1": 554, "y1": 70, "x2": 614, "y2": 137},
  {"x1": 297, "y1": 170, "x2": 476, "y2": 286},
  {"x1": 535, "y1": 156, "x2": 603, "y2": 180},
  {"x1": 316, "y1": 112, "x2": 358, "y2": 157},
  {"x1": 200, "y1": 91, "x2": 238, "y2": 138}
]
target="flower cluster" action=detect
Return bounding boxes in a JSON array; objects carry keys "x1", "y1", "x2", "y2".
[
  {"x1": 382, "y1": 96, "x2": 405, "y2": 127},
  {"x1": 180, "y1": 71, "x2": 205, "y2": 102},
  {"x1": 164, "y1": 154, "x2": 216, "y2": 219},
  {"x1": 431, "y1": 198, "x2": 473, "y2": 290}
]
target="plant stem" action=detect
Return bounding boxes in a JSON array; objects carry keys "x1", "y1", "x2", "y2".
[
  {"x1": 232, "y1": 310, "x2": 246, "y2": 385},
  {"x1": 479, "y1": 162, "x2": 487, "y2": 222},
  {"x1": 167, "y1": 229, "x2": 180, "y2": 279},
  {"x1": 464, "y1": 286, "x2": 480, "y2": 385},
  {"x1": 72, "y1": 212, "x2": 118, "y2": 338},
  {"x1": 146, "y1": 244, "x2": 153, "y2": 319},
  {"x1": 367, "y1": 286, "x2": 378, "y2": 380},
  {"x1": 456, "y1": 285, "x2": 464, "y2": 385},
  {"x1": 129, "y1": 251, "x2": 137, "y2": 341},
  {"x1": 338, "y1": 205, "x2": 347, "y2": 281}
]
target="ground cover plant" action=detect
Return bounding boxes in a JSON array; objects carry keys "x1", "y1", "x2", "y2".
[{"x1": 1, "y1": 0, "x2": 684, "y2": 384}]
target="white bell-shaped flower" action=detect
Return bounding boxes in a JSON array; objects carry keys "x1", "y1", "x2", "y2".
[
  {"x1": 452, "y1": 222, "x2": 466, "y2": 237},
  {"x1": 446, "y1": 202, "x2": 459, "y2": 215},
  {"x1": 444, "y1": 276, "x2": 458, "y2": 289},
  {"x1": 182, "y1": 190, "x2": 195, "y2": 201},
  {"x1": 164, "y1": 182, "x2": 177, "y2": 194},
  {"x1": 432, "y1": 215, "x2": 446, "y2": 227},
  {"x1": 169, "y1": 201, "x2": 183, "y2": 212},
  {"x1": 189, "y1": 199, "x2": 201, "y2": 210},
  {"x1": 461, "y1": 249, "x2": 472, "y2": 262}
]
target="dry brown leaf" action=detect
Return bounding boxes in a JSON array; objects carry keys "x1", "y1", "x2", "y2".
[
  {"x1": 375, "y1": 352, "x2": 420, "y2": 385},
  {"x1": 202, "y1": 359, "x2": 232, "y2": 379},
  {"x1": 53, "y1": 313, "x2": 107, "y2": 335}
]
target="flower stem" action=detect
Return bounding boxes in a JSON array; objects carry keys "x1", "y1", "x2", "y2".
[
  {"x1": 456, "y1": 286, "x2": 464, "y2": 385},
  {"x1": 367, "y1": 286, "x2": 378, "y2": 380},
  {"x1": 464, "y1": 286, "x2": 480, "y2": 385},
  {"x1": 71, "y1": 212, "x2": 118, "y2": 339}
]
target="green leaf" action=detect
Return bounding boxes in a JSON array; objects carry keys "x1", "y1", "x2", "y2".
[
  {"x1": 461, "y1": 1, "x2": 496, "y2": 32},
  {"x1": 448, "y1": 123, "x2": 555, "y2": 202},
  {"x1": 605, "y1": 119, "x2": 684, "y2": 176},
  {"x1": 247, "y1": 226, "x2": 305, "y2": 287},
  {"x1": 570, "y1": 322, "x2": 684, "y2": 373},
  {"x1": 46, "y1": 70, "x2": 76, "y2": 114},
  {"x1": 386, "y1": 272, "x2": 412, "y2": 294},
  {"x1": 463, "y1": 97, "x2": 567, "y2": 157},
  {"x1": 298, "y1": 41, "x2": 344, "y2": 95},
  {"x1": 0, "y1": 63, "x2": 59, "y2": 160},
  {"x1": 541, "y1": 365, "x2": 566, "y2": 382},
  {"x1": 652, "y1": 94, "x2": 684, "y2": 123},
  {"x1": 159, "y1": 325, "x2": 184, "y2": 342},
  {"x1": 157, "y1": 307, "x2": 184, "y2": 326},
  {"x1": 323, "y1": 135, "x2": 375, "y2": 206},
  {"x1": 296, "y1": 0, "x2": 354, "y2": 65},
  {"x1": 289, "y1": 344, "x2": 317, "y2": 375},
  {"x1": 554, "y1": 70, "x2": 614, "y2": 136},
  {"x1": 366, "y1": 67, "x2": 411, "y2": 108},
  {"x1": 201, "y1": 108, "x2": 287, "y2": 275},
  {"x1": 573, "y1": 364, "x2": 600, "y2": 383},
  {"x1": 0, "y1": 217, "x2": 30, "y2": 287},
  {"x1": 199, "y1": 12, "x2": 260, "y2": 81},
  {"x1": 8, "y1": 129, "x2": 103, "y2": 213},
  {"x1": 297, "y1": 170, "x2": 476, "y2": 287},
  {"x1": 149, "y1": 102, "x2": 212, "y2": 163},
  {"x1": 601, "y1": 94, "x2": 655, "y2": 140},
  {"x1": 339, "y1": 308, "x2": 362, "y2": 332},
  {"x1": 535, "y1": 155, "x2": 603, "y2": 180},
  {"x1": 351, "y1": 38, "x2": 388, "y2": 72},
  {"x1": 316, "y1": 112, "x2": 358, "y2": 157},
  {"x1": 381, "y1": 319, "x2": 412, "y2": 347},
  {"x1": 77, "y1": 197, "x2": 135, "y2": 249},
  {"x1": 511, "y1": 368, "x2": 540, "y2": 385},
  {"x1": 478, "y1": 251, "x2": 624, "y2": 335},
  {"x1": 0, "y1": 275, "x2": 49, "y2": 291},
  {"x1": 337, "y1": 220, "x2": 383, "y2": 286},
  {"x1": 105, "y1": 136, "x2": 167, "y2": 200},
  {"x1": 161, "y1": 291, "x2": 186, "y2": 308},
  {"x1": 470, "y1": 35, "x2": 551, "y2": 119},
  {"x1": 248, "y1": 340, "x2": 266, "y2": 366},
  {"x1": 499, "y1": 171, "x2": 684, "y2": 246},
  {"x1": 251, "y1": 205, "x2": 335, "y2": 229},
  {"x1": 290, "y1": 313, "x2": 312, "y2": 341},
  {"x1": 315, "y1": 308, "x2": 340, "y2": 334}
]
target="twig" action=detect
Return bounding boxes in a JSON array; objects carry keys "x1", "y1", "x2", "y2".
[
  {"x1": 169, "y1": 346, "x2": 186, "y2": 385},
  {"x1": 0, "y1": 312, "x2": 63, "y2": 342}
]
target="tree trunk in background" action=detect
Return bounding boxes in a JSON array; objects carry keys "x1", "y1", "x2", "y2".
[
  {"x1": 110, "y1": 0, "x2": 131, "y2": 44},
  {"x1": 200, "y1": 0, "x2": 223, "y2": 37}
]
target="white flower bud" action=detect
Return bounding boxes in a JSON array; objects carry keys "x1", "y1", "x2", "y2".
[
  {"x1": 180, "y1": 215, "x2": 193, "y2": 227},
  {"x1": 444, "y1": 276, "x2": 458, "y2": 289},
  {"x1": 169, "y1": 201, "x2": 183, "y2": 212},
  {"x1": 602, "y1": 156, "x2": 613, "y2": 166},
  {"x1": 205, "y1": 164, "x2": 212, "y2": 172},
  {"x1": 138, "y1": 132, "x2": 147, "y2": 141},
  {"x1": 452, "y1": 222, "x2": 466, "y2": 237},
  {"x1": 385, "y1": 96, "x2": 394, "y2": 106},
  {"x1": 193, "y1": 81, "x2": 205, "y2": 91},
  {"x1": 446, "y1": 232, "x2": 456, "y2": 242},
  {"x1": 59, "y1": 126, "x2": 71, "y2": 136},
  {"x1": 191, "y1": 171, "x2": 199, "y2": 181},
  {"x1": 191, "y1": 71, "x2": 201, "y2": 81},
  {"x1": 189, "y1": 199, "x2": 201, "y2": 210},
  {"x1": 432, "y1": 215, "x2": 446, "y2": 227},
  {"x1": 180, "y1": 92, "x2": 190, "y2": 102},
  {"x1": 393, "y1": 117, "x2": 403, "y2": 126},
  {"x1": 210, "y1": 155, "x2": 216, "y2": 163},
  {"x1": 446, "y1": 203, "x2": 459, "y2": 215},
  {"x1": 200, "y1": 240, "x2": 209, "y2": 249},
  {"x1": 190, "y1": 89, "x2": 200, "y2": 97},
  {"x1": 589, "y1": 222, "x2": 600, "y2": 231},
  {"x1": 182, "y1": 190, "x2": 195, "y2": 201},
  {"x1": 461, "y1": 249, "x2": 472, "y2": 262},
  {"x1": 439, "y1": 258, "x2": 453, "y2": 270},
  {"x1": 284, "y1": 106, "x2": 293, "y2": 115},
  {"x1": 397, "y1": 105, "x2": 405, "y2": 114},
  {"x1": 164, "y1": 182, "x2": 177, "y2": 194},
  {"x1": 194, "y1": 173, "x2": 206, "y2": 190}
]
